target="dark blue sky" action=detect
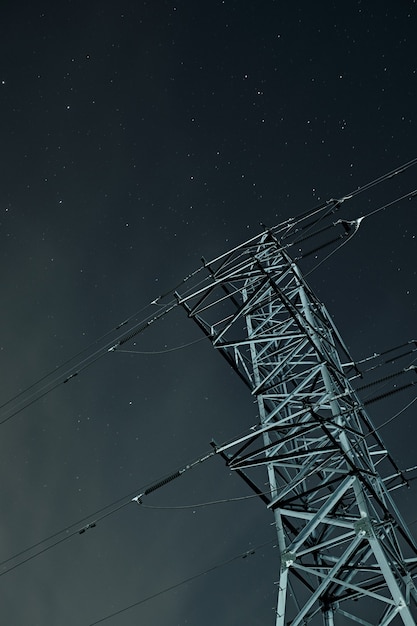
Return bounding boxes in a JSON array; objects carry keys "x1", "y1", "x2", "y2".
[{"x1": 0, "y1": 1, "x2": 416, "y2": 624}]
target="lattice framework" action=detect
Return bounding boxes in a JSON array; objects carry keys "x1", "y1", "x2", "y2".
[{"x1": 177, "y1": 231, "x2": 417, "y2": 626}]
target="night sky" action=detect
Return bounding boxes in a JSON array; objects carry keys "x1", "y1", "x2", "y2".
[{"x1": 1, "y1": 1, "x2": 417, "y2": 625}]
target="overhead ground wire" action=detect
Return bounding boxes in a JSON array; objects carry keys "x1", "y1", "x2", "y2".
[
  {"x1": 339, "y1": 155, "x2": 417, "y2": 201},
  {"x1": 274, "y1": 155, "x2": 417, "y2": 241}
]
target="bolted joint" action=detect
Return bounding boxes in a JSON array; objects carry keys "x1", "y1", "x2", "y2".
[
  {"x1": 281, "y1": 551, "x2": 296, "y2": 569},
  {"x1": 354, "y1": 517, "x2": 374, "y2": 539}
]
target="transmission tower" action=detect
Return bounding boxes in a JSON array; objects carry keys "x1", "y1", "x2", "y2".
[{"x1": 176, "y1": 227, "x2": 417, "y2": 626}]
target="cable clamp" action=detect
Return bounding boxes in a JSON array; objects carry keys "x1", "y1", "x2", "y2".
[{"x1": 78, "y1": 522, "x2": 97, "y2": 535}]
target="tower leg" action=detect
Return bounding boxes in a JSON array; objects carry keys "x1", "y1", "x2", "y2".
[{"x1": 322, "y1": 604, "x2": 335, "y2": 626}]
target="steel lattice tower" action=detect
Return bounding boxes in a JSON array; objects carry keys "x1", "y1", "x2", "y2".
[{"x1": 176, "y1": 229, "x2": 417, "y2": 626}]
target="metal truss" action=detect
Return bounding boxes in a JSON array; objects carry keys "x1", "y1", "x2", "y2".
[{"x1": 176, "y1": 230, "x2": 417, "y2": 626}]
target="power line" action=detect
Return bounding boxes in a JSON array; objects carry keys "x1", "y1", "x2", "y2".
[
  {"x1": 302, "y1": 186, "x2": 416, "y2": 277},
  {"x1": 1, "y1": 157, "x2": 416, "y2": 429},
  {"x1": 302, "y1": 220, "x2": 360, "y2": 278},
  {"x1": 0, "y1": 298, "x2": 179, "y2": 427},
  {"x1": 274, "y1": 155, "x2": 417, "y2": 242},
  {"x1": 115, "y1": 334, "x2": 208, "y2": 355},
  {"x1": 1, "y1": 157, "x2": 416, "y2": 624},
  {"x1": 139, "y1": 490, "x2": 273, "y2": 510},
  {"x1": 87, "y1": 540, "x2": 274, "y2": 626},
  {"x1": 363, "y1": 395, "x2": 417, "y2": 438},
  {"x1": 0, "y1": 301, "x2": 155, "y2": 413},
  {"x1": 0, "y1": 501, "x2": 129, "y2": 578},
  {"x1": 341, "y1": 155, "x2": 417, "y2": 201},
  {"x1": 0, "y1": 272, "x2": 215, "y2": 428},
  {"x1": 1, "y1": 372, "x2": 416, "y2": 588},
  {"x1": 0, "y1": 448, "x2": 216, "y2": 577},
  {"x1": 359, "y1": 187, "x2": 417, "y2": 220}
]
